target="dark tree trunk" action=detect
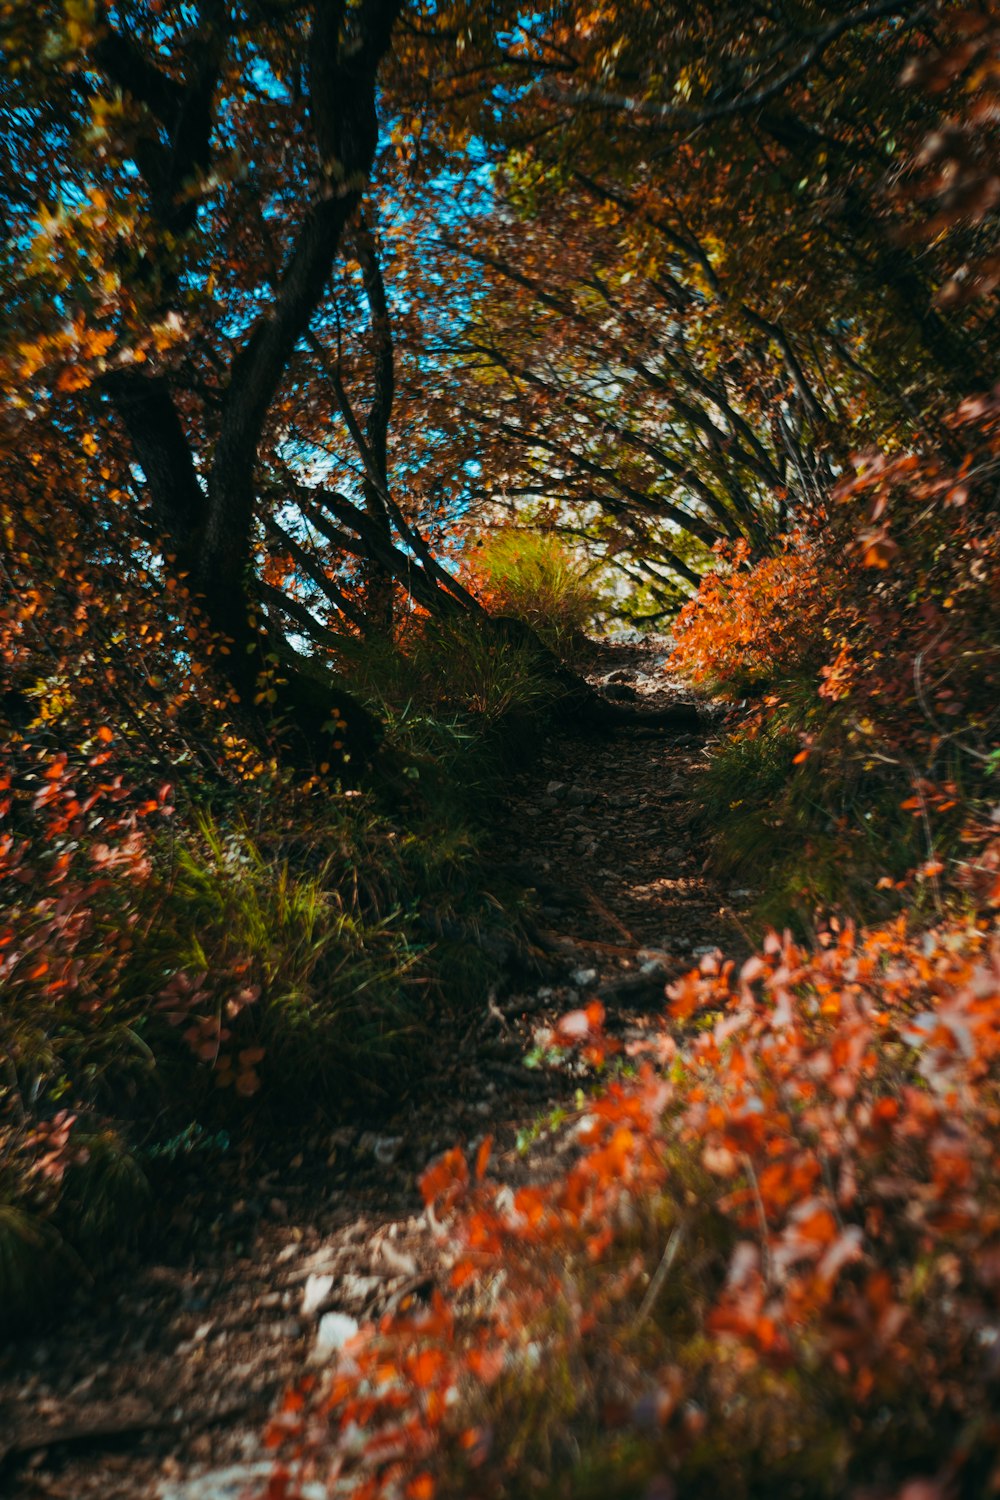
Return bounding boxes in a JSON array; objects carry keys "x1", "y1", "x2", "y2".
[{"x1": 97, "y1": 0, "x2": 403, "y2": 775}]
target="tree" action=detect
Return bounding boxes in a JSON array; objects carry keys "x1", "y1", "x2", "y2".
[
  {"x1": 1, "y1": 0, "x2": 432, "y2": 771},
  {"x1": 4, "y1": 0, "x2": 994, "y2": 772},
  {"x1": 379, "y1": 0, "x2": 996, "y2": 605}
]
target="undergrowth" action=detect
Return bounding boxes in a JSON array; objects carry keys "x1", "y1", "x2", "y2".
[
  {"x1": 270, "y1": 917, "x2": 1000, "y2": 1500},
  {"x1": 696, "y1": 712, "x2": 975, "y2": 934},
  {"x1": 0, "y1": 616, "x2": 559, "y2": 1331},
  {"x1": 672, "y1": 394, "x2": 1000, "y2": 931}
]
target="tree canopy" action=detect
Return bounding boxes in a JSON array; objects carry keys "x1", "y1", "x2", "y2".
[{"x1": 2, "y1": 0, "x2": 995, "y2": 769}]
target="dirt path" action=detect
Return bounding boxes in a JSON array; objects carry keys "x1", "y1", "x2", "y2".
[{"x1": 0, "y1": 637, "x2": 742, "y2": 1500}]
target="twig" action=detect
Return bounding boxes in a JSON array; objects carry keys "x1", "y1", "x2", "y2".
[
  {"x1": 583, "y1": 885, "x2": 636, "y2": 944},
  {"x1": 742, "y1": 1151, "x2": 772, "y2": 1289},
  {"x1": 634, "y1": 1223, "x2": 685, "y2": 1327},
  {"x1": 536, "y1": 931, "x2": 637, "y2": 957}
]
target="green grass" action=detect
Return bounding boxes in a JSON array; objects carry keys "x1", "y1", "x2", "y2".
[{"x1": 470, "y1": 530, "x2": 602, "y2": 652}]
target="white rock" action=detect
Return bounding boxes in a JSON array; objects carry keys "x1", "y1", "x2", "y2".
[
  {"x1": 338, "y1": 1272, "x2": 382, "y2": 1305},
  {"x1": 293, "y1": 1245, "x2": 340, "y2": 1278},
  {"x1": 301, "y1": 1272, "x2": 335, "y2": 1318},
  {"x1": 571, "y1": 967, "x2": 598, "y2": 988},
  {"x1": 312, "y1": 1310, "x2": 359, "y2": 1359}
]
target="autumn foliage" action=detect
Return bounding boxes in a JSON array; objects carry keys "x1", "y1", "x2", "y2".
[
  {"x1": 2, "y1": 1, "x2": 1000, "y2": 1494},
  {"x1": 267, "y1": 907, "x2": 1000, "y2": 1499},
  {"x1": 668, "y1": 388, "x2": 1000, "y2": 924},
  {"x1": 670, "y1": 537, "x2": 831, "y2": 695}
]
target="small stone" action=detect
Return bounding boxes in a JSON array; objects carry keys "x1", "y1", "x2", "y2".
[
  {"x1": 301, "y1": 1273, "x2": 335, "y2": 1318},
  {"x1": 546, "y1": 781, "x2": 565, "y2": 796},
  {"x1": 338, "y1": 1272, "x2": 382, "y2": 1305},
  {"x1": 358, "y1": 1132, "x2": 403, "y2": 1165},
  {"x1": 571, "y1": 967, "x2": 598, "y2": 988},
  {"x1": 312, "y1": 1310, "x2": 359, "y2": 1360},
  {"x1": 296, "y1": 1245, "x2": 340, "y2": 1277},
  {"x1": 378, "y1": 1242, "x2": 418, "y2": 1278}
]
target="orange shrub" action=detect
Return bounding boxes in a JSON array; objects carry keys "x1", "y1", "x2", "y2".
[
  {"x1": 670, "y1": 535, "x2": 837, "y2": 695},
  {"x1": 269, "y1": 904, "x2": 1000, "y2": 1499}
]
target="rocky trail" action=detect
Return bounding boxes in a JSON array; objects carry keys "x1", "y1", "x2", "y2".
[{"x1": 0, "y1": 637, "x2": 743, "y2": 1500}]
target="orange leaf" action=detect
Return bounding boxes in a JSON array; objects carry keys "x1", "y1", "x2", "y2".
[
  {"x1": 419, "y1": 1146, "x2": 469, "y2": 1209},
  {"x1": 409, "y1": 1348, "x2": 445, "y2": 1390}
]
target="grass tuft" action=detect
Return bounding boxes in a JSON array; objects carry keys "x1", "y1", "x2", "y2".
[{"x1": 464, "y1": 530, "x2": 602, "y2": 652}]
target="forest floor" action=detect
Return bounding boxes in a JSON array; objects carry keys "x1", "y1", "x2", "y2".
[{"x1": 0, "y1": 635, "x2": 746, "y2": 1500}]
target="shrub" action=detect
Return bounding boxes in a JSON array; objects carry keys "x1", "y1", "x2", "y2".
[
  {"x1": 672, "y1": 394, "x2": 1000, "y2": 928},
  {"x1": 137, "y1": 810, "x2": 419, "y2": 1110},
  {"x1": 405, "y1": 616, "x2": 559, "y2": 728},
  {"x1": 464, "y1": 529, "x2": 601, "y2": 651},
  {"x1": 670, "y1": 535, "x2": 834, "y2": 697},
  {"x1": 328, "y1": 612, "x2": 565, "y2": 840},
  {"x1": 268, "y1": 912, "x2": 1000, "y2": 1500},
  {"x1": 0, "y1": 720, "x2": 530, "y2": 1326}
]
